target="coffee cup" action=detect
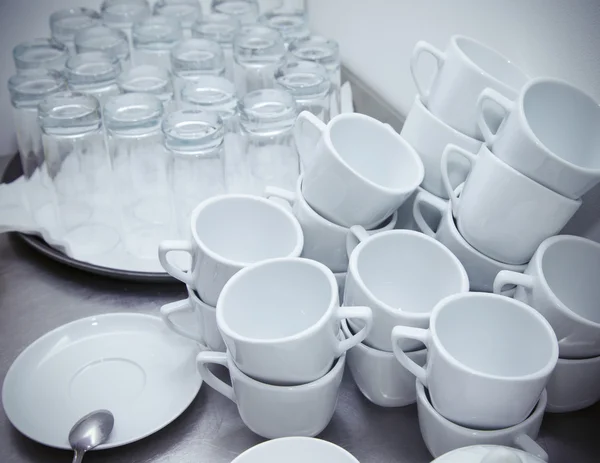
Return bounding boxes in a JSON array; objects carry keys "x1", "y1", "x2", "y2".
[
  {"x1": 413, "y1": 191, "x2": 527, "y2": 293},
  {"x1": 345, "y1": 229, "x2": 469, "y2": 352},
  {"x1": 400, "y1": 96, "x2": 481, "y2": 198},
  {"x1": 217, "y1": 257, "x2": 372, "y2": 385},
  {"x1": 160, "y1": 285, "x2": 225, "y2": 352},
  {"x1": 478, "y1": 78, "x2": 600, "y2": 199},
  {"x1": 410, "y1": 35, "x2": 528, "y2": 139},
  {"x1": 266, "y1": 175, "x2": 398, "y2": 273},
  {"x1": 545, "y1": 355, "x2": 600, "y2": 413},
  {"x1": 197, "y1": 351, "x2": 345, "y2": 439},
  {"x1": 294, "y1": 111, "x2": 424, "y2": 228},
  {"x1": 441, "y1": 144, "x2": 581, "y2": 264},
  {"x1": 494, "y1": 235, "x2": 600, "y2": 359},
  {"x1": 158, "y1": 194, "x2": 304, "y2": 306},
  {"x1": 392, "y1": 293, "x2": 558, "y2": 429},
  {"x1": 341, "y1": 319, "x2": 426, "y2": 407}
]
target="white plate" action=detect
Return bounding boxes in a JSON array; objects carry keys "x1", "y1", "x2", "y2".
[{"x1": 2, "y1": 313, "x2": 202, "y2": 449}]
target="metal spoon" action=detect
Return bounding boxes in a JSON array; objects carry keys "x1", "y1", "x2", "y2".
[{"x1": 68, "y1": 409, "x2": 114, "y2": 463}]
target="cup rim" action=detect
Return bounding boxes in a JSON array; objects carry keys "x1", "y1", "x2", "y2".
[
  {"x1": 217, "y1": 258, "x2": 339, "y2": 344},
  {"x1": 348, "y1": 230, "x2": 469, "y2": 321},
  {"x1": 531, "y1": 234, "x2": 600, "y2": 329},
  {"x1": 429, "y1": 293, "x2": 559, "y2": 382},
  {"x1": 189, "y1": 194, "x2": 304, "y2": 268},
  {"x1": 321, "y1": 113, "x2": 424, "y2": 195}
]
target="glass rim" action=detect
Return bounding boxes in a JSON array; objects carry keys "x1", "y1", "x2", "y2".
[
  {"x1": 74, "y1": 26, "x2": 130, "y2": 59},
  {"x1": 162, "y1": 108, "x2": 224, "y2": 153},
  {"x1": 191, "y1": 13, "x2": 240, "y2": 44},
  {"x1": 50, "y1": 8, "x2": 102, "y2": 42},
  {"x1": 133, "y1": 16, "x2": 183, "y2": 47},
  {"x1": 117, "y1": 64, "x2": 173, "y2": 93},
  {"x1": 65, "y1": 51, "x2": 122, "y2": 86},
  {"x1": 104, "y1": 92, "x2": 164, "y2": 131},
  {"x1": 101, "y1": 0, "x2": 151, "y2": 26},
  {"x1": 8, "y1": 70, "x2": 68, "y2": 106},
  {"x1": 12, "y1": 39, "x2": 68, "y2": 70},
  {"x1": 38, "y1": 91, "x2": 102, "y2": 132}
]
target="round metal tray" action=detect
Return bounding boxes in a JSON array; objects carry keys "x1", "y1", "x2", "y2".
[{"x1": 2, "y1": 155, "x2": 174, "y2": 282}]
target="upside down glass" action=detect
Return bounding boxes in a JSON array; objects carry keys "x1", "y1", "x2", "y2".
[
  {"x1": 154, "y1": 0, "x2": 203, "y2": 38},
  {"x1": 258, "y1": 9, "x2": 310, "y2": 48},
  {"x1": 50, "y1": 8, "x2": 101, "y2": 54},
  {"x1": 132, "y1": 16, "x2": 183, "y2": 71},
  {"x1": 101, "y1": 0, "x2": 151, "y2": 62},
  {"x1": 64, "y1": 52, "x2": 122, "y2": 106},
  {"x1": 211, "y1": 0, "x2": 259, "y2": 24},
  {"x1": 12, "y1": 39, "x2": 69, "y2": 74},
  {"x1": 117, "y1": 64, "x2": 174, "y2": 109},
  {"x1": 74, "y1": 25, "x2": 131, "y2": 69}
]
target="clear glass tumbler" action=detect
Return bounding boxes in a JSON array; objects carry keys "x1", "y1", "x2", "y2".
[
  {"x1": 289, "y1": 35, "x2": 341, "y2": 118},
  {"x1": 74, "y1": 25, "x2": 131, "y2": 69},
  {"x1": 101, "y1": 0, "x2": 151, "y2": 62},
  {"x1": 258, "y1": 9, "x2": 309, "y2": 48},
  {"x1": 275, "y1": 60, "x2": 330, "y2": 122},
  {"x1": 12, "y1": 39, "x2": 69, "y2": 74},
  {"x1": 239, "y1": 88, "x2": 299, "y2": 194},
  {"x1": 211, "y1": 0, "x2": 259, "y2": 24},
  {"x1": 233, "y1": 25, "x2": 286, "y2": 96},
  {"x1": 64, "y1": 52, "x2": 122, "y2": 107},
  {"x1": 163, "y1": 110, "x2": 225, "y2": 237},
  {"x1": 132, "y1": 16, "x2": 183, "y2": 70},
  {"x1": 8, "y1": 70, "x2": 67, "y2": 221},
  {"x1": 50, "y1": 8, "x2": 101, "y2": 55},
  {"x1": 39, "y1": 92, "x2": 119, "y2": 255},
  {"x1": 154, "y1": 0, "x2": 203, "y2": 38},
  {"x1": 117, "y1": 64, "x2": 174, "y2": 109},
  {"x1": 104, "y1": 93, "x2": 173, "y2": 258},
  {"x1": 191, "y1": 13, "x2": 239, "y2": 81}
]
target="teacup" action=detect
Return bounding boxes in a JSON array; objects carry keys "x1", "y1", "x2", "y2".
[
  {"x1": 217, "y1": 257, "x2": 372, "y2": 385},
  {"x1": 494, "y1": 235, "x2": 600, "y2": 359},
  {"x1": 345, "y1": 229, "x2": 469, "y2": 352},
  {"x1": 416, "y1": 380, "x2": 548, "y2": 460},
  {"x1": 294, "y1": 111, "x2": 424, "y2": 228},
  {"x1": 197, "y1": 350, "x2": 345, "y2": 439},
  {"x1": 158, "y1": 194, "x2": 304, "y2": 306},
  {"x1": 392, "y1": 293, "x2": 558, "y2": 429},
  {"x1": 545, "y1": 355, "x2": 600, "y2": 413},
  {"x1": 266, "y1": 175, "x2": 398, "y2": 273},
  {"x1": 341, "y1": 319, "x2": 426, "y2": 407},
  {"x1": 160, "y1": 285, "x2": 225, "y2": 352},
  {"x1": 413, "y1": 191, "x2": 527, "y2": 293}
]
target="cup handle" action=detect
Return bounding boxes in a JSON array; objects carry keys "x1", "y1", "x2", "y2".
[
  {"x1": 440, "y1": 144, "x2": 477, "y2": 219},
  {"x1": 391, "y1": 325, "x2": 430, "y2": 386},
  {"x1": 513, "y1": 434, "x2": 549, "y2": 462},
  {"x1": 196, "y1": 351, "x2": 237, "y2": 402},
  {"x1": 493, "y1": 270, "x2": 534, "y2": 295},
  {"x1": 410, "y1": 41, "x2": 446, "y2": 105},
  {"x1": 346, "y1": 225, "x2": 370, "y2": 259},
  {"x1": 265, "y1": 185, "x2": 296, "y2": 206},
  {"x1": 412, "y1": 191, "x2": 447, "y2": 237},
  {"x1": 294, "y1": 111, "x2": 326, "y2": 170},
  {"x1": 334, "y1": 305, "x2": 373, "y2": 356},
  {"x1": 160, "y1": 298, "x2": 204, "y2": 343},
  {"x1": 158, "y1": 240, "x2": 194, "y2": 285},
  {"x1": 476, "y1": 88, "x2": 514, "y2": 145}
]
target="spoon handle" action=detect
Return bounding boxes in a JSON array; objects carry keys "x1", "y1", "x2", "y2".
[{"x1": 72, "y1": 450, "x2": 85, "y2": 463}]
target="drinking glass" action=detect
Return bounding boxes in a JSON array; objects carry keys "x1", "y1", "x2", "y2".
[
  {"x1": 50, "y1": 8, "x2": 101, "y2": 54},
  {"x1": 258, "y1": 9, "x2": 309, "y2": 48},
  {"x1": 104, "y1": 93, "x2": 173, "y2": 258},
  {"x1": 211, "y1": 0, "x2": 259, "y2": 24},
  {"x1": 154, "y1": 0, "x2": 203, "y2": 38},
  {"x1": 64, "y1": 52, "x2": 122, "y2": 106},
  {"x1": 101, "y1": 0, "x2": 151, "y2": 61},
  {"x1": 12, "y1": 39, "x2": 68, "y2": 74},
  {"x1": 289, "y1": 35, "x2": 341, "y2": 118},
  {"x1": 163, "y1": 110, "x2": 226, "y2": 236},
  {"x1": 275, "y1": 60, "x2": 330, "y2": 122},
  {"x1": 191, "y1": 13, "x2": 239, "y2": 81},
  {"x1": 239, "y1": 88, "x2": 299, "y2": 194},
  {"x1": 74, "y1": 25, "x2": 131, "y2": 69},
  {"x1": 117, "y1": 64, "x2": 174, "y2": 109},
  {"x1": 233, "y1": 25, "x2": 286, "y2": 96},
  {"x1": 132, "y1": 16, "x2": 183, "y2": 70}
]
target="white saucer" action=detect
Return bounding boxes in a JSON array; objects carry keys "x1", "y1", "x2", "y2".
[{"x1": 2, "y1": 313, "x2": 202, "y2": 449}]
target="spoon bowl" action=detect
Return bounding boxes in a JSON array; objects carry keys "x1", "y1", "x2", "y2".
[{"x1": 69, "y1": 409, "x2": 114, "y2": 462}]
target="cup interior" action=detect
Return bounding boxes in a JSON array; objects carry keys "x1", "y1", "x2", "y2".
[
  {"x1": 523, "y1": 81, "x2": 600, "y2": 170},
  {"x1": 355, "y1": 232, "x2": 466, "y2": 314},
  {"x1": 328, "y1": 117, "x2": 420, "y2": 190},
  {"x1": 193, "y1": 197, "x2": 300, "y2": 265},
  {"x1": 542, "y1": 238, "x2": 600, "y2": 324},
  {"x1": 219, "y1": 260, "x2": 335, "y2": 340},
  {"x1": 435, "y1": 295, "x2": 555, "y2": 377}
]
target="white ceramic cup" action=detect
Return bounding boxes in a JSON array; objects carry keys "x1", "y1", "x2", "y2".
[
  {"x1": 158, "y1": 194, "x2": 304, "y2": 307},
  {"x1": 230, "y1": 437, "x2": 360, "y2": 463},
  {"x1": 345, "y1": 229, "x2": 469, "y2": 352},
  {"x1": 413, "y1": 191, "x2": 527, "y2": 294},
  {"x1": 441, "y1": 144, "x2": 582, "y2": 265},
  {"x1": 494, "y1": 235, "x2": 600, "y2": 359},
  {"x1": 216, "y1": 257, "x2": 373, "y2": 385},
  {"x1": 265, "y1": 176, "x2": 398, "y2": 273},
  {"x1": 416, "y1": 380, "x2": 548, "y2": 460},
  {"x1": 400, "y1": 96, "x2": 481, "y2": 198},
  {"x1": 392, "y1": 292, "x2": 558, "y2": 429},
  {"x1": 197, "y1": 351, "x2": 345, "y2": 439},
  {"x1": 160, "y1": 285, "x2": 225, "y2": 352},
  {"x1": 410, "y1": 35, "x2": 528, "y2": 139},
  {"x1": 294, "y1": 111, "x2": 424, "y2": 229},
  {"x1": 478, "y1": 78, "x2": 600, "y2": 199},
  {"x1": 545, "y1": 355, "x2": 600, "y2": 413},
  {"x1": 341, "y1": 319, "x2": 426, "y2": 407}
]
